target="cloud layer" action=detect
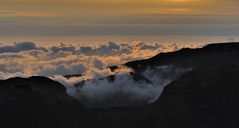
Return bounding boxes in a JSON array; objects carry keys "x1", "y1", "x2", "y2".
[
  {"x1": 0, "y1": 41, "x2": 203, "y2": 107},
  {"x1": 0, "y1": 41, "x2": 203, "y2": 76}
]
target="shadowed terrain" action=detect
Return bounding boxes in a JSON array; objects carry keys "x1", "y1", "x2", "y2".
[{"x1": 1, "y1": 43, "x2": 239, "y2": 128}]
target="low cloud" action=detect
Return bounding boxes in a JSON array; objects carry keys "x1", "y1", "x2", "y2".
[
  {"x1": 0, "y1": 41, "x2": 203, "y2": 76},
  {"x1": 0, "y1": 41, "x2": 202, "y2": 107},
  {"x1": 0, "y1": 42, "x2": 37, "y2": 53},
  {"x1": 79, "y1": 41, "x2": 131, "y2": 56},
  {"x1": 52, "y1": 65, "x2": 191, "y2": 108}
]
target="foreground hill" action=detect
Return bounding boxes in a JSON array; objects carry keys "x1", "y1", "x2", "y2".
[
  {"x1": 1, "y1": 42, "x2": 239, "y2": 128},
  {"x1": 0, "y1": 77, "x2": 85, "y2": 128}
]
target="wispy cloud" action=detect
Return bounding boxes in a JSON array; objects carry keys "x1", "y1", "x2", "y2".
[
  {"x1": 0, "y1": 0, "x2": 238, "y2": 37},
  {"x1": 0, "y1": 10, "x2": 55, "y2": 17}
]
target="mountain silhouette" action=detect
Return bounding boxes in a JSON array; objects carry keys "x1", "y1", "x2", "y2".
[{"x1": 1, "y1": 42, "x2": 239, "y2": 128}]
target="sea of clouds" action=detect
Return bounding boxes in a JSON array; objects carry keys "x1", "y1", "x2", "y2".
[{"x1": 0, "y1": 41, "x2": 204, "y2": 107}]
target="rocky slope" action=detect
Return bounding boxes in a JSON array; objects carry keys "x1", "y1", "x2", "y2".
[{"x1": 1, "y1": 43, "x2": 239, "y2": 128}]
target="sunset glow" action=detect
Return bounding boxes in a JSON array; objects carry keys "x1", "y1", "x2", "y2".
[{"x1": 0, "y1": 0, "x2": 238, "y2": 42}]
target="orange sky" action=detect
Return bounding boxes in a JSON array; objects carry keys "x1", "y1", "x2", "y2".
[{"x1": 0, "y1": 0, "x2": 239, "y2": 42}]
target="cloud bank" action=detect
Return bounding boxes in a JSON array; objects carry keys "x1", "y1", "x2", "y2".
[
  {"x1": 0, "y1": 41, "x2": 203, "y2": 107},
  {"x1": 0, "y1": 41, "x2": 203, "y2": 76}
]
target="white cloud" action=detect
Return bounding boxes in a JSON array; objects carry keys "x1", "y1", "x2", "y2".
[
  {"x1": 0, "y1": 42, "x2": 46, "y2": 53},
  {"x1": 39, "y1": 63, "x2": 86, "y2": 76},
  {"x1": 0, "y1": 41, "x2": 203, "y2": 107},
  {"x1": 0, "y1": 41, "x2": 203, "y2": 76},
  {"x1": 50, "y1": 43, "x2": 76, "y2": 53},
  {"x1": 55, "y1": 65, "x2": 191, "y2": 108},
  {"x1": 0, "y1": 72, "x2": 30, "y2": 79}
]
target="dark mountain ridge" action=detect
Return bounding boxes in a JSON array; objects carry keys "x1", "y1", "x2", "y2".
[
  {"x1": 1, "y1": 42, "x2": 239, "y2": 128},
  {"x1": 124, "y1": 42, "x2": 239, "y2": 72}
]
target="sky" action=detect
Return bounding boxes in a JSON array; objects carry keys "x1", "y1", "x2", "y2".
[{"x1": 0, "y1": 0, "x2": 239, "y2": 43}]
